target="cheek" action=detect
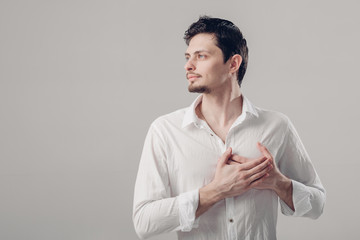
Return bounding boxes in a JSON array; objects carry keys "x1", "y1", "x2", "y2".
[
  {"x1": 198, "y1": 61, "x2": 228, "y2": 81},
  {"x1": 211, "y1": 66, "x2": 229, "y2": 81},
  {"x1": 212, "y1": 61, "x2": 229, "y2": 74}
]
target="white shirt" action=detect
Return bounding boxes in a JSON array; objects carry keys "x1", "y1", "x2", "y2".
[{"x1": 133, "y1": 95, "x2": 326, "y2": 240}]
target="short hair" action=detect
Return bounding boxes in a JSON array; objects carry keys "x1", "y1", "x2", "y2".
[{"x1": 184, "y1": 16, "x2": 248, "y2": 86}]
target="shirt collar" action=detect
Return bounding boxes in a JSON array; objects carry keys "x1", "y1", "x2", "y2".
[
  {"x1": 181, "y1": 94, "x2": 259, "y2": 128},
  {"x1": 242, "y1": 95, "x2": 259, "y2": 118},
  {"x1": 182, "y1": 94, "x2": 203, "y2": 128}
]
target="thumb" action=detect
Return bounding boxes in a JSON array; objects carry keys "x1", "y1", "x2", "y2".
[
  {"x1": 257, "y1": 142, "x2": 265, "y2": 154},
  {"x1": 218, "y1": 147, "x2": 232, "y2": 167},
  {"x1": 257, "y1": 142, "x2": 271, "y2": 159}
]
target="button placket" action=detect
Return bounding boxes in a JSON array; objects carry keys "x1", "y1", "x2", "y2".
[{"x1": 225, "y1": 197, "x2": 237, "y2": 239}]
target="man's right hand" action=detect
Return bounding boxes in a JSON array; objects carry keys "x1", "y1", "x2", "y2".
[
  {"x1": 196, "y1": 147, "x2": 272, "y2": 217},
  {"x1": 212, "y1": 147, "x2": 272, "y2": 198}
]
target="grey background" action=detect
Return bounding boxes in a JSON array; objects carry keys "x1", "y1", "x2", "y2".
[{"x1": 1, "y1": 0, "x2": 359, "y2": 239}]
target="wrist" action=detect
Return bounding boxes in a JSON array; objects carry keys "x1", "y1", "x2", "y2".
[
  {"x1": 274, "y1": 175, "x2": 294, "y2": 211},
  {"x1": 196, "y1": 181, "x2": 223, "y2": 218},
  {"x1": 274, "y1": 175, "x2": 292, "y2": 197},
  {"x1": 200, "y1": 181, "x2": 224, "y2": 203}
]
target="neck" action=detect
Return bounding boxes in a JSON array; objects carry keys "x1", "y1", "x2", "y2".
[{"x1": 199, "y1": 80, "x2": 243, "y2": 128}]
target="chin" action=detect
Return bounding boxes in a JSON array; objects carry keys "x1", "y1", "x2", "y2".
[{"x1": 188, "y1": 84, "x2": 211, "y2": 93}]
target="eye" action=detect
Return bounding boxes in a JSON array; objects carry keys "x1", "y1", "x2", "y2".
[{"x1": 198, "y1": 54, "x2": 206, "y2": 59}]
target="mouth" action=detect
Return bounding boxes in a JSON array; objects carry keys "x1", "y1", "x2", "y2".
[{"x1": 187, "y1": 74, "x2": 201, "y2": 81}]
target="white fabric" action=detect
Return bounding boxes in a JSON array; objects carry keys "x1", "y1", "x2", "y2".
[{"x1": 133, "y1": 95, "x2": 326, "y2": 240}]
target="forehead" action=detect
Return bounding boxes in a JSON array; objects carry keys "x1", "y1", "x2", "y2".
[{"x1": 185, "y1": 33, "x2": 220, "y2": 54}]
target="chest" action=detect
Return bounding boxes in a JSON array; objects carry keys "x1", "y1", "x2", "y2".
[{"x1": 165, "y1": 124, "x2": 283, "y2": 196}]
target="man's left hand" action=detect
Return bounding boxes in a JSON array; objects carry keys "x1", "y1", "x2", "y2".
[{"x1": 229, "y1": 142, "x2": 294, "y2": 210}]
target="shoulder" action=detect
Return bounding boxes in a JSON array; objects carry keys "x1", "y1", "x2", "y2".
[
  {"x1": 256, "y1": 107, "x2": 290, "y2": 122},
  {"x1": 253, "y1": 106, "x2": 291, "y2": 130},
  {"x1": 150, "y1": 106, "x2": 188, "y2": 132}
]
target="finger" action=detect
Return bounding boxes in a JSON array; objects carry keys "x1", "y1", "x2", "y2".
[
  {"x1": 227, "y1": 159, "x2": 239, "y2": 165},
  {"x1": 241, "y1": 156, "x2": 267, "y2": 170},
  {"x1": 249, "y1": 173, "x2": 270, "y2": 188},
  {"x1": 248, "y1": 164, "x2": 272, "y2": 182},
  {"x1": 257, "y1": 142, "x2": 272, "y2": 160},
  {"x1": 243, "y1": 158, "x2": 271, "y2": 180},
  {"x1": 249, "y1": 158, "x2": 272, "y2": 175},
  {"x1": 230, "y1": 154, "x2": 247, "y2": 164},
  {"x1": 218, "y1": 147, "x2": 232, "y2": 167}
]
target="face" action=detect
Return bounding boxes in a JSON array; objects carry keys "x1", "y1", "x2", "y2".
[{"x1": 184, "y1": 33, "x2": 232, "y2": 94}]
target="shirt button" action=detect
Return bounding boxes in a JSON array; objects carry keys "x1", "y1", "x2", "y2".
[
  {"x1": 229, "y1": 219, "x2": 233, "y2": 223},
  {"x1": 210, "y1": 133, "x2": 213, "y2": 136}
]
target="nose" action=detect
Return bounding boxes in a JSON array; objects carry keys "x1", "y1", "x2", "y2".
[{"x1": 184, "y1": 58, "x2": 196, "y2": 71}]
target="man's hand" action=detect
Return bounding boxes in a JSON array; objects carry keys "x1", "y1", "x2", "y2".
[
  {"x1": 231, "y1": 142, "x2": 295, "y2": 211},
  {"x1": 212, "y1": 147, "x2": 272, "y2": 199},
  {"x1": 251, "y1": 142, "x2": 286, "y2": 191},
  {"x1": 196, "y1": 147, "x2": 272, "y2": 217}
]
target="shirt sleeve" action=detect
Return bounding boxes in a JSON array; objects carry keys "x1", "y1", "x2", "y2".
[
  {"x1": 133, "y1": 122, "x2": 199, "y2": 239},
  {"x1": 277, "y1": 117, "x2": 326, "y2": 219}
]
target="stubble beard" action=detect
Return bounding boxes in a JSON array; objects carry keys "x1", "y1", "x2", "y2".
[{"x1": 188, "y1": 84, "x2": 211, "y2": 94}]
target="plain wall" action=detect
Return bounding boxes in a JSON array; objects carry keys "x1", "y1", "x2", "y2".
[{"x1": 1, "y1": 0, "x2": 359, "y2": 239}]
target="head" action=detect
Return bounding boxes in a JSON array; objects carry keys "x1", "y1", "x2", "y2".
[{"x1": 184, "y1": 16, "x2": 248, "y2": 91}]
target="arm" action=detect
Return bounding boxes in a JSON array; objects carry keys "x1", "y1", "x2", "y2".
[
  {"x1": 133, "y1": 124, "x2": 199, "y2": 239},
  {"x1": 253, "y1": 118, "x2": 326, "y2": 219},
  {"x1": 276, "y1": 118, "x2": 326, "y2": 219},
  {"x1": 133, "y1": 124, "x2": 179, "y2": 239}
]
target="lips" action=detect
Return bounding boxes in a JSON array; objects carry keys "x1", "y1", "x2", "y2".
[{"x1": 187, "y1": 73, "x2": 201, "y2": 80}]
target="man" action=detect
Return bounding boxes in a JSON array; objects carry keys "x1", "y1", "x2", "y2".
[{"x1": 133, "y1": 16, "x2": 325, "y2": 240}]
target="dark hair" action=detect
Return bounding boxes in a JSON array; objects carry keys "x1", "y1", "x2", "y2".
[{"x1": 184, "y1": 16, "x2": 248, "y2": 86}]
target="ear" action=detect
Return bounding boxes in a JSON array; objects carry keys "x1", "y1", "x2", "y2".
[{"x1": 229, "y1": 54, "x2": 242, "y2": 74}]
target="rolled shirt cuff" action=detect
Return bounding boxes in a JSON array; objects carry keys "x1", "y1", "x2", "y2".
[
  {"x1": 280, "y1": 180, "x2": 312, "y2": 217},
  {"x1": 178, "y1": 189, "x2": 200, "y2": 232}
]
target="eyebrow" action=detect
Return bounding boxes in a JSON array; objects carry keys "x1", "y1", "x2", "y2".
[{"x1": 185, "y1": 50, "x2": 211, "y2": 57}]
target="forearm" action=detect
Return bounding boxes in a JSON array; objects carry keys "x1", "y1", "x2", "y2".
[
  {"x1": 134, "y1": 189, "x2": 200, "y2": 238},
  {"x1": 283, "y1": 180, "x2": 326, "y2": 219},
  {"x1": 196, "y1": 182, "x2": 223, "y2": 218},
  {"x1": 133, "y1": 197, "x2": 180, "y2": 239}
]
